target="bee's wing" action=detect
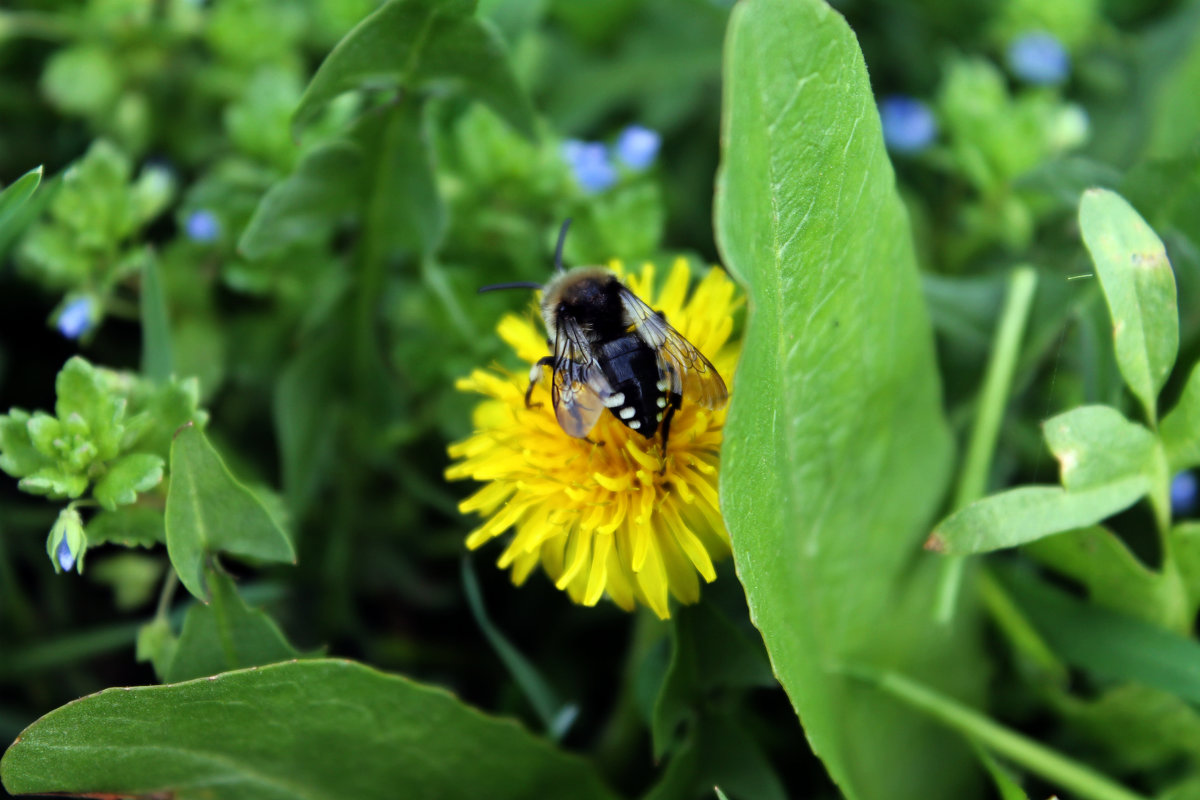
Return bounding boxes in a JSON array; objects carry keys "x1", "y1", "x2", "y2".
[
  {"x1": 619, "y1": 286, "x2": 728, "y2": 409},
  {"x1": 552, "y1": 315, "x2": 615, "y2": 438}
]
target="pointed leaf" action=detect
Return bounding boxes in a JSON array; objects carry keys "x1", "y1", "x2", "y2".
[
  {"x1": 714, "y1": 0, "x2": 984, "y2": 796},
  {"x1": 166, "y1": 425, "x2": 295, "y2": 601},
  {"x1": 0, "y1": 660, "x2": 617, "y2": 800},
  {"x1": 1079, "y1": 188, "x2": 1179, "y2": 423},
  {"x1": 0, "y1": 165, "x2": 43, "y2": 236},
  {"x1": 93, "y1": 452, "x2": 164, "y2": 511}
]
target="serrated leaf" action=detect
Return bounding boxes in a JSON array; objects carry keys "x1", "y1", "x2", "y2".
[
  {"x1": 1042, "y1": 405, "x2": 1157, "y2": 489},
  {"x1": 165, "y1": 570, "x2": 302, "y2": 682},
  {"x1": 165, "y1": 425, "x2": 295, "y2": 601},
  {"x1": 928, "y1": 480, "x2": 1150, "y2": 555},
  {"x1": 0, "y1": 660, "x2": 617, "y2": 800},
  {"x1": 713, "y1": 0, "x2": 984, "y2": 796},
  {"x1": 292, "y1": 0, "x2": 536, "y2": 140},
  {"x1": 93, "y1": 452, "x2": 165, "y2": 511},
  {"x1": 1162, "y1": 361, "x2": 1200, "y2": 473},
  {"x1": 19, "y1": 467, "x2": 89, "y2": 500},
  {"x1": 0, "y1": 166, "x2": 43, "y2": 236},
  {"x1": 140, "y1": 254, "x2": 173, "y2": 382},
  {"x1": 54, "y1": 357, "x2": 124, "y2": 461},
  {"x1": 1079, "y1": 188, "x2": 1179, "y2": 424},
  {"x1": 86, "y1": 506, "x2": 165, "y2": 548},
  {"x1": 0, "y1": 409, "x2": 53, "y2": 479}
]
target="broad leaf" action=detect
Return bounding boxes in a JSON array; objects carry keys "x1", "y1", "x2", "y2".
[
  {"x1": 291, "y1": 0, "x2": 535, "y2": 140},
  {"x1": 165, "y1": 425, "x2": 294, "y2": 601},
  {"x1": 714, "y1": 0, "x2": 984, "y2": 796},
  {"x1": 165, "y1": 570, "x2": 302, "y2": 682},
  {"x1": 1162, "y1": 361, "x2": 1200, "y2": 472},
  {"x1": 0, "y1": 660, "x2": 616, "y2": 800},
  {"x1": 86, "y1": 506, "x2": 164, "y2": 548},
  {"x1": 1042, "y1": 405, "x2": 1157, "y2": 490},
  {"x1": 93, "y1": 452, "x2": 164, "y2": 511},
  {"x1": 927, "y1": 480, "x2": 1150, "y2": 555},
  {"x1": 1079, "y1": 188, "x2": 1179, "y2": 424}
]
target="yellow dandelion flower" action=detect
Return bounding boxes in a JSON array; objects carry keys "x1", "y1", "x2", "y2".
[{"x1": 446, "y1": 257, "x2": 741, "y2": 620}]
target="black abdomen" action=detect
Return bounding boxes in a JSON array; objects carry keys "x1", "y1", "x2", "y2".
[{"x1": 596, "y1": 334, "x2": 664, "y2": 437}]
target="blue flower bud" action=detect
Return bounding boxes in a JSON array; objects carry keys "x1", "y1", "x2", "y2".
[
  {"x1": 616, "y1": 125, "x2": 661, "y2": 171},
  {"x1": 185, "y1": 209, "x2": 221, "y2": 243},
  {"x1": 1007, "y1": 32, "x2": 1070, "y2": 86},
  {"x1": 57, "y1": 536, "x2": 76, "y2": 572},
  {"x1": 878, "y1": 96, "x2": 938, "y2": 154},
  {"x1": 56, "y1": 296, "x2": 94, "y2": 340},
  {"x1": 1172, "y1": 471, "x2": 1198, "y2": 517},
  {"x1": 47, "y1": 506, "x2": 86, "y2": 574},
  {"x1": 562, "y1": 140, "x2": 617, "y2": 194}
]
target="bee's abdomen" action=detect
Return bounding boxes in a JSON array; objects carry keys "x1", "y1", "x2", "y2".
[{"x1": 596, "y1": 334, "x2": 663, "y2": 437}]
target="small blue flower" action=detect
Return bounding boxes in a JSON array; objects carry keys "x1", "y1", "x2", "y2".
[
  {"x1": 1172, "y1": 471, "x2": 1198, "y2": 517},
  {"x1": 57, "y1": 536, "x2": 76, "y2": 572},
  {"x1": 185, "y1": 209, "x2": 221, "y2": 243},
  {"x1": 562, "y1": 140, "x2": 617, "y2": 193},
  {"x1": 878, "y1": 96, "x2": 938, "y2": 154},
  {"x1": 1007, "y1": 32, "x2": 1070, "y2": 86},
  {"x1": 616, "y1": 125, "x2": 661, "y2": 171},
  {"x1": 57, "y1": 297, "x2": 93, "y2": 340}
]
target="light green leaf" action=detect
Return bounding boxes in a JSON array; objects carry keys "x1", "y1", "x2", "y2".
[
  {"x1": 1172, "y1": 522, "x2": 1200, "y2": 617},
  {"x1": 90, "y1": 553, "x2": 164, "y2": 610},
  {"x1": 55, "y1": 357, "x2": 124, "y2": 462},
  {"x1": 714, "y1": 0, "x2": 984, "y2": 796},
  {"x1": 93, "y1": 452, "x2": 164, "y2": 511},
  {"x1": 0, "y1": 165, "x2": 43, "y2": 237},
  {"x1": 136, "y1": 617, "x2": 178, "y2": 679},
  {"x1": 292, "y1": 0, "x2": 536, "y2": 140},
  {"x1": 165, "y1": 425, "x2": 295, "y2": 601},
  {"x1": 86, "y1": 506, "x2": 164, "y2": 548},
  {"x1": 140, "y1": 254, "x2": 173, "y2": 382},
  {"x1": 165, "y1": 570, "x2": 302, "y2": 683},
  {"x1": 1042, "y1": 405, "x2": 1157, "y2": 489},
  {"x1": 0, "y1": 660, "x2": 617, "y2": 800},
  {"x1": 1079, "y1": 188, "x2": 1179, "y2": 424},
  {"x1": 0, "y1": 409, "x2": 53, "y2": 479},
  {"x1": 1162, "y1": 361, "x2": 1200, "y2": 472},
  {"x1": 927, "y1": 480, "x2": 1150, "y2": 555}
]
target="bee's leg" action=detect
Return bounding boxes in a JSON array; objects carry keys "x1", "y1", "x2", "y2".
[{"x1": 525, "y1": 357, "x2": 555, "y2": 408}]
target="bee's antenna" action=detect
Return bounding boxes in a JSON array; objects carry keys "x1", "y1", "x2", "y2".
[
  {"x1": 478, "y1": 281, "x2": 543, "y2": 294},
  {"x1": 554, "y1": 218, "x2": 572, "y2": 274}
]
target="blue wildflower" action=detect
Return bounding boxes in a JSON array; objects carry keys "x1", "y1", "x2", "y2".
[
  {"x1": 562, "y1": 140, "x2": 617, "y2": 193},
  {"x1": 57, "y1": 297, "x2": 93, "y2": 340},
  {"x1": 616, "y1": 125, "x2": 661, "y2": 171},
  {"x1": 878, "y1": 96, "x2": 938, "y2": 154},
  {"x1": 57, "y1": 536, "x2": 76, "y2": 572},
  {"x1": 1007, "y1": 32, "x2": 1070, "y2": 86},
  {"x1": 1172, "y1": 471, "x2": 1198, "y2": 517},
  {"x1": 185, "y1": 209, "x2": 221, "y2": 243},
  {"x1": 47, "y1": 506, "x2": 85, "y2": 574}
]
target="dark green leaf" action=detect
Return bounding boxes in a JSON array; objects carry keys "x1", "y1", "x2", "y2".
[
  {"x1": 86, "y1": 506, "x2": 164, "y2": 548},
  {"x1": 1042, "y1": 405, "x2": 1157, "y2": 490},
  {"x1": 93, "y1": 452, "x2": 164, "y2": 511},
  {"x1": 713, "y1": 0, "x2": 984, "y2": 796},
  {"x1": 274, "y1": 336, "x2": 342, "y2": 517},
  {"x1": 1079, "y1": 188, "x2": 1179, "y2": 424},
  {"x1": 927, "y1": 480, "x2": 1150, "y2": 555},
  {"x1": 1162, "y1": 361, "x2": 1200, "y2": 473},
  {"x1": 292, "y1": 0, "x2": 536, "y2": 140},
  {"x1": 0, "y1": 660, "x2": 617, "y2": 800},
  {"x1": 140, "y1": 254, "x2": 173, "y2": 382},
  {"x1": 165, "y1": 570, "x2": 302, "y2": 682},
  {"x1": 165, "y1": 425, "x2": 295, "y2": 601}
]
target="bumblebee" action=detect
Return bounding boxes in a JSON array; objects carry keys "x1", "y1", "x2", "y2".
[{"x1": 481, "y1": 221, "x2": 727, "y2": 450}]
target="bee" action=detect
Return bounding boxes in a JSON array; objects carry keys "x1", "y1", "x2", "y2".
[{"x1": 480, "y1": 220, "x2": 728, "y2": 451}]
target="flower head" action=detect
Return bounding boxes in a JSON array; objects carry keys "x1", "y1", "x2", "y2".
[
  {"x1": 562, "y1": 140, "x2": 617, "y2": 193},
  {"x1": 447, "y1": 259, "x2": 740, "y2": 619},
  {"x1": 616, "y1": 125, "x2": 661, "y2": 171},
  {"x1": 185, "y1": 209, "x2": 221, "y2": 243},
  {"x1": 878, "y1": 95, "x2": 938, "y2": 154},
  {"x1": 1007, "y1": 32, "x2": 1070, "y2": 86},
  {"x1": 56, "y1": 296, "x2": 94, "y2": 339},
  {"x1": 1173, "y1": 471, "x2": 1198, "y2": 517}
]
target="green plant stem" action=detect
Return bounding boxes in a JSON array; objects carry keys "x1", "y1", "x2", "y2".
[
  {"x1": 936, "y1": 266, "x2": 1038, "y2": 623},
  {"x1": 846, "y1": 665, "x2": 1150, "y2": 800},
  {"x1": 154, "y1": 569, "x2": 179, "y2": 621},
  {"x1": 978, "y1": 568, "x2": 1067, "y2": 683},
  {"x1": 594, "y1": 609, "x2": 666, "y2": 783}
]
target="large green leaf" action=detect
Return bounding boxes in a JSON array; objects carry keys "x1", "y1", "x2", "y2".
[
  {"x1": 0, "y1": 660, "x2": 616, "y2": 800},
  {"x1": 291, "y1": 0, "x2": 535, "y2": 140},
  {"x1": 165, "y1": 425, "x2": 294, "y2": 601},
  {"x1": 713, "y1": 0, "x2": 983, "y2": 797}
]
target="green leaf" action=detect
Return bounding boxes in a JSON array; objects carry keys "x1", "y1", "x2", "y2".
[
  {"x1": 713, "y1": 1, "x2": 984, "y2": 797},
  {"x1": 165, "y1": 570, "x2": 302, "y2": 683},
  {"x1": 0, "y1": 409, "x2": 53, "y2": 479},
  {"x1": 1162, "y1": 361, "x2": 1200, "y2": 473},
  {"x1": 1043, "y1": 405, "x2": 1158, "y2": 490},
  {"x1": 927, "y1": 480, "x2": 1150, "y2": 555},
  {"x1": 86, "y1": 506, "x2": 164, "y2": 548},
  {"x1": 140, "y1": 254, "x2": 173, "y2": 382},
  {"x1": 136, "y1": 617, "x2": 178, "y2": 680},
  {"x1": 93, "y1": 452, "x2": 164, "y2": 511},
  {"x1": 0, "y1": 165, "x2": 43, "y2": 237},
  {"x1": 1079, "y1": 188, "x2": 1179, "y2": 424},
  {"x1": 292, "y1": 0, "x2": 536, "y2": 140},
  {"x1": 1024, "y1": 525, "x2": 1187, "y2": 630},
  {"x1": 1172, "y1": 522, "x2": 1200, "y2": 616},
  {"x1": 0, "y1": 660, "x2": 617, "y2": 800},
  {"x1": 165, "y1": 425, "x2": 295, "y2": 601},
  {"x1": 55, "y1": 357, "x2": 124, "y2": 462},
  {"x1": 974, "y1": 746, "x2": 1029, "y2": 800},
  {"x1": 238, "y1": 140, "x2": 362, "y2": 260}
]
